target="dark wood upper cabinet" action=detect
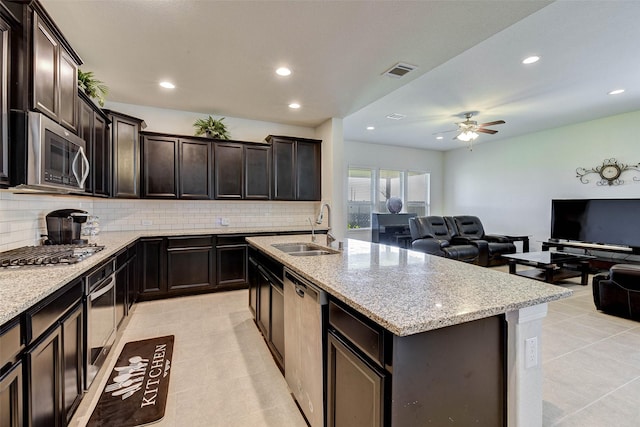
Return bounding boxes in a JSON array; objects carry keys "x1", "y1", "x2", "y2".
[
  {"x1": 296, "y1": 140, "x2": 321, "y2": 200},
  {"x1": 78, "y1": 91, "x2": 110, "y2": 196},
  {"x1": 268, "y1": 135, "x2": 321, "y2": 201},
  {"x1": 214, "y1": 142, "x2": 243, "y2": 199},
  {"x1": 179, "y1": 138, "x2": 211, "y2": 199},
  {"x1": 271, "y1": 137, "x2": 295, "y2": 200},
  {"x1": 0, "y1": 15, "x2": 9, "y2": 187},
  {"x1": 106, "y1": 110, "x2": 145, "y2": 198},
  {"x1": 142, "y1": 134, "x2": 178, "y2": 198},
  {"x1": 245, "y1": 144, "x2": 270, "y2": 199},
  {"x1": 32, "y1": 10, "x2": 78, "y2": 132}
]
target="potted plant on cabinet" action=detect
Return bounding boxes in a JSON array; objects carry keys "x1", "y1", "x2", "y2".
[
  {"x1": 193, "y1": 115, "x2": 230, "y2": 140},
  {"x1": 77, "y1": 69, "x2": 109, "y2": 107}
]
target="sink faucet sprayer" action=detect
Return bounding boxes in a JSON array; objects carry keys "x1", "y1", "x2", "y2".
[{"x1": 316, "y1": 203, "x2": 335, "y2": 247}]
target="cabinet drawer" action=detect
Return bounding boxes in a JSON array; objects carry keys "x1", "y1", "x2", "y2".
[
  {"x1": 26, "y1": 279, "x2": 83, "y2": 344},
  {"x1": 329, "y1": 300, "x2": 385, "y2": 367},
  {"x1": 216, "y1": 235, "x2": 247, "y2": 246},
  {"x1": 0, "y1": 317, "x2": 23, "y2": 369},
  {"x1": 167, "y1": 236, "x2": 212, "y2": 249}
]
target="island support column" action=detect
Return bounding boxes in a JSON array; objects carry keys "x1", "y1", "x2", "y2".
[{"x1": 506, "y1": 303, "x2": 548, "y2": 427}]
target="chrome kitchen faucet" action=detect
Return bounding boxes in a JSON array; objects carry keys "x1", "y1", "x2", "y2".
[{"x1": 316, "y1": 203, "x2": 335, "y2": 247}]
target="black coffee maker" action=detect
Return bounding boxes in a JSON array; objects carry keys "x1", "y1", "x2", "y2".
[{"x1": 44, "y1": 209, "x2": 89, "y2": 245}]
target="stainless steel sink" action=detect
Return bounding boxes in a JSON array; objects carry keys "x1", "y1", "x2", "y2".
[{"x1": 271, "y1": 242, "x2": 339, "y2": 256}]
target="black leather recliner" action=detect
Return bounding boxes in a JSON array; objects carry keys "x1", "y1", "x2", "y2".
[
  {"x1": 409, "y1": 216, "x2": 482, "y2": 264},
  {"x1": 593, "y1": 264, "x2": 640, "y2": 320},
  {"x1": 449, "y1": 216, "x2": 516, "y2": 266}
]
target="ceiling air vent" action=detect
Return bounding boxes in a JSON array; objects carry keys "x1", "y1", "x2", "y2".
[
  {"x1": 386, "y1": 113, "x2": 406, "y2": 120},
  {"x1": 383, "y1": 62, "x2": 417, "y2": 78}
]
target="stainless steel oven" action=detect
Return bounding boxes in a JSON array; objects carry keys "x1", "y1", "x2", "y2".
[
  {"x1": 84, "y1": 258, "x2": 117, "y2": 389},
  {"x1": 12, "y1": 111, "x2": 89, "y2": 193}
]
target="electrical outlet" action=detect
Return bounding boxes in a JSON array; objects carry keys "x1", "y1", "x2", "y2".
[
  {"x1": 525, "y1": 337, "x2": 538, "y2": 369},
  {"x1": 219, "y1": 218, "x2": 229, "y2": 226},
  {"x1": 142, "y1": 220, "x2": 153, "y2": 226}
]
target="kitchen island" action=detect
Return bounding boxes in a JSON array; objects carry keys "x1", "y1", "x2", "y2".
[{"x1": 246, "y1": 235, "x2": 572, "y2": 427}]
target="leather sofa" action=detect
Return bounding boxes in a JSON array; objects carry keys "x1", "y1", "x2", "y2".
[
  {"x1": 408, "y1": 215, "x2": 516, "y2": 266},
  {"x1": 592, "y1": 264, "x2": 640, "y2": 320},
  {"x1": 409, "y1": 216, "x2": 481, "y2": 264}
]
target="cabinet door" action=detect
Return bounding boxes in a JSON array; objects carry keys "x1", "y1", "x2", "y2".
[
  {"x1": 127, "y1": 251, "x2": 138, "y2": 312},
  {"x1": 139, "y1": 238, "x2": 165, "y2": 297},
  {"x1": 248, "y1": 257, "x2": 259, "y2": 317},
  {"x1": 0, "y1": 361, "x2": 23, "y2": 427},
  {"x1": 33, "y1": 14, "x2": 58, "y2": 122},
  {"x1": 143, "y1": 136, "x2": 178, "y2": 198},
  {"x1": 296, "y1": 141, "x2": 321, "y2": 201},
  {"x1": 58, "y1": 49, "x2": 77, "y2": 132},
  {"x1": 111, "y1": 115, "x2": 140, "y2": 198},
  {"x1": 272, "y1": 139, "x2": 295, "y2": 200},
  {"x1": 167, "y1": 238, "x2": 214, "y2": 292},
  {"x1": 115, "y1": 264, "x2": 127, "y2": 328},
  {"x1": 256, "y1": 267, "x2": 271, "y2": 339},
  {"x1": 61, "y1": 304, "x2": 83, "y2": 424},
  {"x1": 214, "y1": 142, "x2": 243, "y2": 199},
  {"x1": 216, "y1": 244, "x2": 247, "y2": 287},
  {"x1": 0, "y1": 17, "x2": 9, "y2": 186},
  {"x1": 27, "y1": 327, "x2": 62, "y2": 427},
  {"x1": 327, "y1": 332, "x2": 385, "y2": 427},
  {"x1": 179, "y1": 139, "x2": 211, "y2": 199},
  {"x1": 245, "y1": 145, "x2": 270, "y2": 199},
  {"x1": 270, "y1": 281, "x2": 284, "y2": 367},
  {"x1": 93, "y1": 114, "x2": 110, "y2": 196}
]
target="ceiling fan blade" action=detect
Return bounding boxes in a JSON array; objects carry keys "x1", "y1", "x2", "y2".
[
  {"x1": 478, "y1": 120, "x2": 505, "y2": 127},
  {"x1": 476, "y1": 128, "x2": 498, "y2": 134},
  {"x1": 432, "y1": 129, "x2": 459, "y2": 135}
]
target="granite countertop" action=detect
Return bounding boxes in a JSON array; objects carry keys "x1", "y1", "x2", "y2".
[
  {"x1": 0, "y1": 226, "x2": 324, "y2": 326},
  {"x1": 246, "y1": 235, "x2": 573, "y2": 336}
]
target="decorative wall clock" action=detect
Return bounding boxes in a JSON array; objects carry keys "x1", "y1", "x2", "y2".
[{"x1": 576, "y1": 158, "x2": 640, "y2": 186}]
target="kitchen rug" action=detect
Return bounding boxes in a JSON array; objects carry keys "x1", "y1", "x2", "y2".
[{"x1": 88, "y1": 335, "x2": 174, "y2": 427}]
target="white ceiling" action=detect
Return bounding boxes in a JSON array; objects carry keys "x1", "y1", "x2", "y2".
[{"x1": 43, "y1": 1, "x2": 640, "y2": 151}]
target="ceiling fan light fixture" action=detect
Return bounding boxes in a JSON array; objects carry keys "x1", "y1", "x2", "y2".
[{"x1": 457, "y1": 130, "x2": 479, "y2": 142}]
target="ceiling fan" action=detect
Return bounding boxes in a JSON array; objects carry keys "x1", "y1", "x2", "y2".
[{"x1": 435, "y1": 112, "x2": 506, "y2": 148}]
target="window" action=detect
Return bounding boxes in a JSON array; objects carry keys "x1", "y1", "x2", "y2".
[
  {"x1": 406, "y1": 171, "x2": 430, "y2": 216},
  {"x1": 347, "y1": 168, "x2": 373, "y2": 229},
  {"x1": 347, "y1": 167, "x2": 430, "y2": 231},
  {"x1": 378, "y1": 169, "x2": 403, "y2": 213}
]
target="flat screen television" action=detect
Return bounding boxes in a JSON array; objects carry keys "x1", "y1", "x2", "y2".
[{"x1": 551, "y1": 198, "x2": 640, "y2": 248}]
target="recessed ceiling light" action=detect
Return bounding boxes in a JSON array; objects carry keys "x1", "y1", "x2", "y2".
[
  {"x1": 522, "y1": 56, "x2": 540, "y2": 65},
  {"x1": 159, "y1": 81, "x2": 175, "y2": 89},
  {"x1": 366, "y1": 126, "x2": 375, "y2": 131},
  {"x1": 608, "y1": 89, "x2": 625, "y2": 95},
  {"x1": 288, "y1": 103, "x2": 300, "y2": 109},
  {"x1": 276, "y1": 67, "x2": 291, "y2": 76},
  {"x1": 386, "y1": 113, "x2": 406, "y2": 120},
  {"x1": 436, "y1": 136, "x2": 444, "y2": 140}
]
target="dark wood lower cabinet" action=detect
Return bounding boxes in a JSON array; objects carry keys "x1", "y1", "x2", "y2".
[
  {"x1": 216, "y1": 244, "x2": 247, "y2": 287},
  {"x1": 270, "y1": 280, "x2": 285, "y2": 364},
  {"x1": 139, "y1": 238, "x2": 165, "y2": 298},
  {"x1": 167, "y1": 238, "x2": 214, "y2": 293},
  {"x1": 0, "y1": 361, "x2": 23, "y2": 427},
  {"x1": 27, "y1": 326, "x2": 62, "y2": 427},
  {"x1": 327, "y1": 332, "x2": 385, "y2": 427},
  {"x1": 61, "y1": 304, "x2": 83, "y2": 424}
]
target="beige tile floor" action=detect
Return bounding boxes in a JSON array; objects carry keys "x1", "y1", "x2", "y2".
[{"x1": 71, "y1": 273, "x2": 640, "y2": 427}]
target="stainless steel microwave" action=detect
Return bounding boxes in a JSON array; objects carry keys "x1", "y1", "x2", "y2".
[{"x1": 13, "y1": 111, "x2": 89, "y2": 193}]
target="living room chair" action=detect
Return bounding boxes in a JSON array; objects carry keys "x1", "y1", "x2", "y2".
[
  {"x1": 448, "y1": 216, "x2": 516, "y2": 266},
  {"x1": 592, "y1": 264, "x2": 640, "y2": 320}
]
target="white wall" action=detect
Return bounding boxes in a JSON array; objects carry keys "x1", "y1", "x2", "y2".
[
  {"x1": 105, "y1": 101, "x2": 317, "y2": 143},
  {"x1": 443, "y1": 110, "x2": 640, "y2": 251},
  {"x1": 343, "y1": 140, "x2": 444, "y2": 240}
]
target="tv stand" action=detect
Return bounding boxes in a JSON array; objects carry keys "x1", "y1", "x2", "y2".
[{"x1": 542, "y1": 240, "x2": 640, "y2": 270}]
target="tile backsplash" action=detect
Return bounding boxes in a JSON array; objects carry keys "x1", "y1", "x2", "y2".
[{"x1": 0, "y1": 190, "x2": 319, "y2": 251}]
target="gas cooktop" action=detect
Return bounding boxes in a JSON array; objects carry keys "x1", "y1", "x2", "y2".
[{"x1": 0, "y1": 244, "x2": 105, "y2": 268}]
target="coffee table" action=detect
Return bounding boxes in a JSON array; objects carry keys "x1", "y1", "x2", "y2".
[{"x1": 502, "y1": 251, "x2": 595, "y2": 286}]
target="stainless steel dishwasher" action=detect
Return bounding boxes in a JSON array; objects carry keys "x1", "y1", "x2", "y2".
[{"x1": 284, "y1": 268, "x2": 328, "y2": 427}]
